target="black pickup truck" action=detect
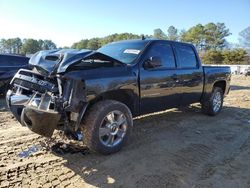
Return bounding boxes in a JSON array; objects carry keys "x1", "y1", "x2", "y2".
[
  {"x1": 0, "y1": 54, "x2": 29, "y2": 95},
  {"x1": 6, "y1": 39, "x2": 231, "y2": 154}
]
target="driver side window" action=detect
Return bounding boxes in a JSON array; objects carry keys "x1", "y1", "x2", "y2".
[{"x1": 145, "y1": 43, "x2": 176, "y2": 69}]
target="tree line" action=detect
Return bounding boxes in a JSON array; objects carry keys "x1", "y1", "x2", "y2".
[
  {"x1": 71, "y1": 23, "x2": 233, "y2": 51},
  {"x1": 0, "y1": 38, "x2": 56, "y2": 55},
  {"x1": 0, "y1": 23, "x2": 250, "y2": 65},
  {"x1": 151, "y1": 24, "x2": 250, "y2": 65}
]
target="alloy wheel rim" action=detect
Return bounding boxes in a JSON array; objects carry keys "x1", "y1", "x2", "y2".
[
  {"x1": 99, "y1": 110, "x2": 128, "y2": 147},
  {"x1": 213, "y1": 92, "x2": 222, "y2": 112}
]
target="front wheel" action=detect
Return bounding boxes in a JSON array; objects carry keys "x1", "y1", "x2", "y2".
[
  {"x1": 82, "y1": 100, "x2": 133, "y2": 155},
  {"x1": 201, "y1": 87, "x2": 224, "y2": 116}
]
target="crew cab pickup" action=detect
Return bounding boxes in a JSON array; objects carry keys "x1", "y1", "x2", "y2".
[
  {"x1": 6, "y1": 39, "x2": 231, "y2": 154},
  {"x1": 0, "y1": 54, "x2": 29, "y2": 95}
]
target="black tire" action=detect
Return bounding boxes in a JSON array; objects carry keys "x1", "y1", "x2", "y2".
[
  {"x1": 0, "y1": 83, "x2": 9, "y2": 97},
  {"x1": 82, "y1": 100, "x2": 133, "y2": 155},
  {"x1": 201, "y1": 87, "x2": 224, "y2": 116},
  {"x1": 4, "y1": 83, "x2": 10, "y2": 97}
]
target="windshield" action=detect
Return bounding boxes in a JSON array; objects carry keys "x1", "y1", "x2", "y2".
[{"x1": 97, "y1": 41, "x2": 149, "y2": 64}]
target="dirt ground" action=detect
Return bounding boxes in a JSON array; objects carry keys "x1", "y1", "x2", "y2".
[{"x1": 0, "y1": 75, "x2": 250, "y2": 188}]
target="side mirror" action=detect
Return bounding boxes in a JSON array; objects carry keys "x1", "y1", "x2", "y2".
[{"x1": 144, "y1": 56, "x2": 162, "y2": 69}]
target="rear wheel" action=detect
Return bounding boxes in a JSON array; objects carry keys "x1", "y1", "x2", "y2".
[
  {"x1": 82, "y1": 100, "x2": 133, "y2": 154},
  {"x1": 201, "y1": 87, "x2": 223, "y2": 116}
]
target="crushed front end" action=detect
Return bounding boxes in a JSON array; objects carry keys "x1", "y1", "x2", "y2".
[
  {"x1": 6, "y1": 49, "x2": 126, "y2": 138},
  {"x1": 6, "y1": 68, "x2": 87, "y2": 138}
]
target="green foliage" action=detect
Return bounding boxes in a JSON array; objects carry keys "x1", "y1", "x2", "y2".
[
  {"x1": 40, "y1": 40, "x2": 57, "y2": 50},
  {"x1": 181, "y1": 24, "x2": 205, "y2": 49},
  {"x1": 0, "y1": 38, "x2": 22, "y2": 54},
  {"x1": 153, "y1": 28, "x2": 167, "y2": 39},
  {"x1": 21, "y1": 39, "x2": 41, "y2": 54},
  {"x1": 71, "y1": 33, "x2": 141, "y2": 50},
  {"x1": 153, "y1": 26, "x2": 179, "y2": 40},
  {"x1": 72, "y1": 39, "x2": 89, "y2": 49},
  {"x1": 204, "y1": 23, "x2": 231, "y2": 49},
  {"x1": 200, "y1": 48, "x2": 247, "y2": 65},
  {"x1": 0, "y1": 38, "x2": 57, "y2": 55},
  {"x1": 222, "y1": 48, "x2": 247, "y2": 64},
  {"x1": 181, "y1": 23, "x2": 231, "y2": 50},
  {"x1": 87, "y1": 38, "x2": 101, "y2": 50},
  {"x1": 200, "y1": 50, "x2": 223, "y2": 64},
  {"x1": 167, "y1": 26, "x2": 178, "y2": 41},
  {"x1": 21, "y1": 39, "x2": 56, "y2": 54}
]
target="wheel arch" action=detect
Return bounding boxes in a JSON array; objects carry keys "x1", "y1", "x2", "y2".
[
  {"x1": 87, "y1": 89, "x2": 139, "y2": 116},
  {"x1": 213, "y1": 80, "x2": 226, "y2": 94}
]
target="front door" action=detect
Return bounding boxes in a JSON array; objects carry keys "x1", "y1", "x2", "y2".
[{"x1": 139, "y1": 41, "x2": 181, "y2": 114}]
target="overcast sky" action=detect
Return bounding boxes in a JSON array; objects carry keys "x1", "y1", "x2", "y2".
[{"x1": 0, "y1": 0, "x2": 249, "y2": 47}]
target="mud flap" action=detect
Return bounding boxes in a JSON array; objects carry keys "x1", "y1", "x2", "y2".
[{"x1": 21, "y1": 107, "x2": 61, "y2": 137}]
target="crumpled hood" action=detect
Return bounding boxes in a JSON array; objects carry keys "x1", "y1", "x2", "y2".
[{"x1": 29, "y1": 49, "x2": 124, "y2": 75}]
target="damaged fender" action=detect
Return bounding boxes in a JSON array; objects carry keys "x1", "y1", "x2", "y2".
[
  {"x1": 7, "y1": 68, "x2": 88, "y2": 137},
  {"x1": 7, "y1": 48, "x2": 132, "y2": 138}
]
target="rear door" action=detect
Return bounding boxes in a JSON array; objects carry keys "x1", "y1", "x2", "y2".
[
  {"x1": 140, "y1": 41, "x2": 181, "y2": 114},
  {"x1": 172, "y1": 43, "x2": 204, "y2": 105}
]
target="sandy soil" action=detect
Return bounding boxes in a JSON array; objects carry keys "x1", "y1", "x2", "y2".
[{"x1": 0, "y1": 75, "x2": 250, "y2": 188}]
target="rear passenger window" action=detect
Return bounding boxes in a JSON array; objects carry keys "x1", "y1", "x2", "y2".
[
  {"x1": 145, "y1": 43, "x2": 176, "y2": 69},
  {"x1": 174, "y1": 44, "x2": 197, "y2": 68}
]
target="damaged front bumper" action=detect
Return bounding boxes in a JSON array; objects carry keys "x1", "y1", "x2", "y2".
[
  {"x1": 21, "y1": 106, "x2": 61, "y2": 137},
  {"x1": 7, "y1": 90, "x2": 61, "y2": 137},
  {"x1": 6, "y1": 69, "x2": 87, "y2": 137}
]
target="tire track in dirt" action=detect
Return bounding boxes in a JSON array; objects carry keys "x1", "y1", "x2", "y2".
[
  {"x1": 0, "y1": 154, "x2": 82, "y2": 188},
  {"x1": 0, "y1": 120, "x2": 89, "y2": 187},
  {"x1": 0, "y1": 137, "x2": 88, "y2": 187},
  {"x1": 172, "y1": 144, "x2": 215, "y2": 170},
  {"x1": 189, "y1": 126, "x2": 250, "y2": 186},
  {"x1": 135, "y1": 172, "x2": 179, "y2": 188}
]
